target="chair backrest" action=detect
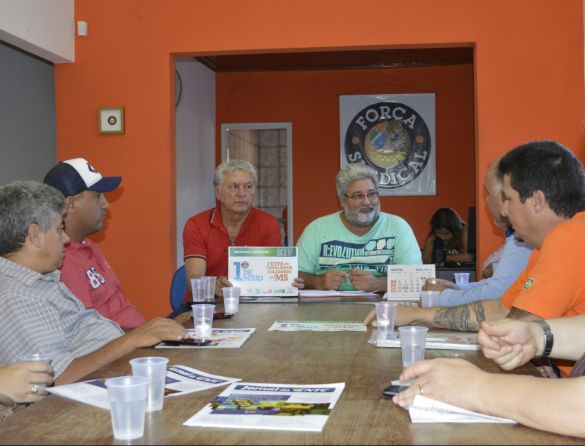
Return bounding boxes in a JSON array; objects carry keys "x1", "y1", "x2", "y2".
[{"x1": 170, "y1": 265, "x2": 187, "y2": 311}]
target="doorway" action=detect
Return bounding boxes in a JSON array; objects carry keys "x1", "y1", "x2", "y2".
[{"x1": 221, "y1": 123, "x2": 293, "y2": 246}]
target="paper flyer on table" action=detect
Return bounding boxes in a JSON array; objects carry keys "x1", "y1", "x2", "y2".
[
  {"x1": 183, "y1": 382, "x2": 345, "y2": 432},
  {"x1": 299, "y1": 290, "x2": 378, "y2": 297},
  {"x1": 269, "y1": 320, "x2": 367, "y2": 332},
  {"x1": 48, "y1": 365, "x2": 240, "y2": 410},
  {"x1": 409, "y1": 395, "x2": 516, "y2": 424},
  {"x1": 386, "y1": 264, "x2": 436, "y2": 301},
  {"x1": 156, "y1": 328, "x2": 256, "y2": 349},
  {"x1": 369, "y1": 330, "x2": 480, "y2": 350},
  {"x1": 228, "y1": 246, "x2": 298, "y2": 296}
]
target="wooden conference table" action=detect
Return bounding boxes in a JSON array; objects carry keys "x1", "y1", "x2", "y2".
[{"x1": 1, "y1": 301, "x2": 583, "y2": 445}]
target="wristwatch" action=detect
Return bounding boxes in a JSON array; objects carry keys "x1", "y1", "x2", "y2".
[{"x1": 536, "y1": 320, "x2": 554, "y2": 358}]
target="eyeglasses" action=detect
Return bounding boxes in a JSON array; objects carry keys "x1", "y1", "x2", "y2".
[
  {"x1": 226, "y1": 182, "x2": 255, "y2": 193},
  {"x1": 343, "y1": 191, "x2": 380, "y2": 202}
]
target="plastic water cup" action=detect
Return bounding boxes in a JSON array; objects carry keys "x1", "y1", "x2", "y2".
[
  {"x1": 129, "y1": 356, "x2": 169, "y2": 412},
  {"x1": 105, "y1": 375, "x2": 148, "y2": 440},
  {"x1": 420, "y1": 290, "x2": 441, "y2": 308},
  {"x1": 222, "y1": 287, "x2": 241, "y2": 315},
  {"x1": 374, "y1": 302, "x2": 398, "y2": 340},
  {"x1": 190, "y1": 278, "x2": 206, "y2": 302},
  {"x1": 201, "y1": 276, "x2": 217, "y2": 302},
  {"x1": 399, "y1": 326, "x2": 429, "y2": 368},
  {"x1": 192, "y1": 304, "x2": 215, "y2": 339},
  {"x1": 16, "y1": 354, "x2": 53, "y2": 364},
  {"x1": 454, "y1": 272, "x2": 470, "y2": 287}
]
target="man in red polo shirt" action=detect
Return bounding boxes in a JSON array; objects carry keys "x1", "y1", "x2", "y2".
[
  {"x1": 44, "y1": 158, "x2": 147, "y2": 329},
  {"x1": 182, "y1": 160, "x2": 284, "y2": 302}
]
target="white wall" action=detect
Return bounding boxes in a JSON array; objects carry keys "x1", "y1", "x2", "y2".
[
  {"x1": 0, "y1": 42, "x2": 56, "y2": 184},
  {"x1": 175, "y1": 60, "x2": 216, "y2": 267},
  {"x1": 0, "y1": 0, "x2": 74, "y2": 63}
]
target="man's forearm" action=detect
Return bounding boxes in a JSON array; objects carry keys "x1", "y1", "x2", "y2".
[
  {"x1": 473, "y1": 374, "x2": 585, "y2": 438},
  {"x1": 431, "y1": 299, "x2": 508, "y2": 331},
  {"x1": 55, "y1": 334, "x2": 137, "y2": 385}
]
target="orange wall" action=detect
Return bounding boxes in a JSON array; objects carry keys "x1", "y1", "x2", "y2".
[
  {"x1": 56, "y1": 0, "x2": 584, "y2": 319},
  {"x1": 216, "y1": 65, "x2": 476, "y2": 245}
]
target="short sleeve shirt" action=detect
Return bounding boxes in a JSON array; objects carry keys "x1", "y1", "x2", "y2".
[
  {"x1": 297, "y1": 211, "x2": 422, "y2": 291},
  {"x1": 60, "y1": 239, "x2": 146, "y2": 328},
  {"x1": 500, "y1": 212, "x2": 585, "y2": 319},
  {"x1": 183, "y1": 206, "x2": 281, "y2": 277},
  {"x1": 0, "y1": 257, "x2": 123, "y2": 377}
]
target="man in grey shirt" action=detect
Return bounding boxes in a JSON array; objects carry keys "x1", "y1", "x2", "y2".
[{"x1": 0, "y1": 181, "x2": 186, "y2": 385}]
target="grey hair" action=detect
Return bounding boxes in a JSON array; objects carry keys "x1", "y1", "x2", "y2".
[
  {"x1": 0, "y1": 181, "x2": 65, "y2": 256},
  {"x1": 336, "y1": 163, "x2": 379, "y2": 200},
  {"x1": 213, "y1": 159, "x2": 258, "y2": 186},
  {"x1": 486, "y1": 160, "x2": 502, "y2": 193}
]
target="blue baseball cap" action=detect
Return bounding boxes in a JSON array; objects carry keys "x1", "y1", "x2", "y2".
[{"x1": 44, "y1": 158, "x2": 122, "y2": 197}]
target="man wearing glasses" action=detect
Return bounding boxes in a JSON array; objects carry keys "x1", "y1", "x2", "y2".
[{"x1": 297, "y1": 163, "x2": 422, "y2": 291}]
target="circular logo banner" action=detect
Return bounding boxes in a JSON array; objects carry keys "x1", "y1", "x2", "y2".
[{"x1": 344, "y1": 102, "x2": 431, "y2": 189}]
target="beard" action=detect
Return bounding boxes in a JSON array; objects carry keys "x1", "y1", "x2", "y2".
[{"x1": 343, "y1": 203, "x2": 380, "y2": 227}]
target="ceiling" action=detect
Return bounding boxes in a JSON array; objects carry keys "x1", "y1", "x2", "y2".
[{"x1": 195, "y1": 47, "x2": 473, "y2": 72}]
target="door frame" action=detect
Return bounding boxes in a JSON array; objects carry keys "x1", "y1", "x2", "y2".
[{"x1": 220, "y1": 122, "x2": 293, "y2": 246}]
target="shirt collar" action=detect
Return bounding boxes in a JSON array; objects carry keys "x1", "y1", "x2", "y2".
[{"x1": 0, "y1": 256, "x2": 61, "y2": 287}]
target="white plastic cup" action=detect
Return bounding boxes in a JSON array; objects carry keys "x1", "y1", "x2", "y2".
[
  {"x1": 454, "y1": 272, "x2": 470, "y2": 287},
  {"x1": 222, "y1": 287, "x2": 241, "y2": 315},
  {"x1": 374, "y1": 302, "x2": 398, "y2": 340},
  {"x1": 192, "y1": 304, "x2": 215, "y2": 339},
  {"x1": 105, "y1": 375, "x2": 148, "y2": 440},
  {"x1": 129, "y1": 356, "x2": 169, "y2": 412},
  {"x1": 420, "y1": 290, "x2": 441, "y2": 308},
  {"x1": 16, "y1": 354, "x2": 53, "y2": 364},
  {"x1": 398, "y1": 326, "x2": 429, "y2": 368},
  {"x1": 201, "y1": 276, "x2": 217, "y2": 302},
  {"x1": 190, "y1": 278, "x2": 206, "y2": 302}
]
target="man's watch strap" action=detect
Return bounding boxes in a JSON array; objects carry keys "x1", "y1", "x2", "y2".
[{"x1": 537, "y1": 320, "x2": 554, "y2": 358}]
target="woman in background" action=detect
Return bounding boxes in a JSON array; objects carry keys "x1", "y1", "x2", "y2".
[{"x1": 422, "y1": 207, "x2": 474, "y2": 265}]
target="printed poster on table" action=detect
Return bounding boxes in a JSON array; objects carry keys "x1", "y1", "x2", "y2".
[
  {"x1": 386, "y1": 264, "x2": 436, "y2": 301},
  {"x1": 48, "y1": 365, "x2": 240, "y2": 410},
  {"x1": 339, "y1": 93, "x2": 436, "y2": 196},
  {"x1": 183, "y1": 382, "x2": 345, "y2": 432},
  {"x1": 228, "y1": 246, "x2": 298, "y2": 296}
]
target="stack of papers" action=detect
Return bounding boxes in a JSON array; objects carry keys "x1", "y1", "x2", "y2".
[
  {"x1": 48, "y1": 366, "x2": 240, "y2": 410},
  {"x1": 369, "y1": 330, "x2": 480, "y2": 350},
  {"x1": 183, "y1": 382, "x2": 345, "y2": 432},
  {"x1": 409, "y1": 395, "x2": 516, "y2": 424},
  {"x1": 240, "y1": 295, "x2": 299, "y2": 303},
  {"x1": 299, "y1": 290, "x2": 380, "y2": 303},
  {"x1": 156, "y1": 328, "x2": 256, "y2": 349},
  {"x1": 269, "y1": 321, "x2": 367, "y2": 332}
]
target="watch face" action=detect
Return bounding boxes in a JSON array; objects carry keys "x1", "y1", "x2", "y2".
[{"x1": 175, "y1": 70, "x2": 182, "y2": 108}]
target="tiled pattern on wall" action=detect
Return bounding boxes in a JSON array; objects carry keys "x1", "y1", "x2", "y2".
[{"x1": 227, "y1": 128, "x2": 288, "y2": 243}]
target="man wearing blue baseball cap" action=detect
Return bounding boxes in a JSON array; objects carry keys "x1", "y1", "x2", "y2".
[{"x1": 44, "y1": 158, "x2": 146, "y2": 328}]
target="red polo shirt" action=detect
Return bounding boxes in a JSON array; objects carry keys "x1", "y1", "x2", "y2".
[
  {"x1": 60, "y1": 239, "x2": 147, "y2": 328},
  {"x1": 182, "y1": 207, "x2": 281, "y2": 300}
]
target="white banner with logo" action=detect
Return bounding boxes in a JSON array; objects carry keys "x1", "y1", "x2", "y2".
[{"x1": 339, "y1": 94, "x2": 436, "y2": 196}]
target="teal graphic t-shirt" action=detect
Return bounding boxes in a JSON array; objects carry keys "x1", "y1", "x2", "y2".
[{"x1": 297, "y1": 211, "x2": 422, "y2": 290}]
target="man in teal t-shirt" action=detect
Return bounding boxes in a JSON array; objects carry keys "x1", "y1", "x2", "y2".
[{"x1": 297, "y1": 164, "x2": 422, "y2": 291}]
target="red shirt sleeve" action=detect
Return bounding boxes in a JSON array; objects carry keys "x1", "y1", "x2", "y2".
[{"x1": 183, "y1": 214, "x2": 209, "y2": 260}]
